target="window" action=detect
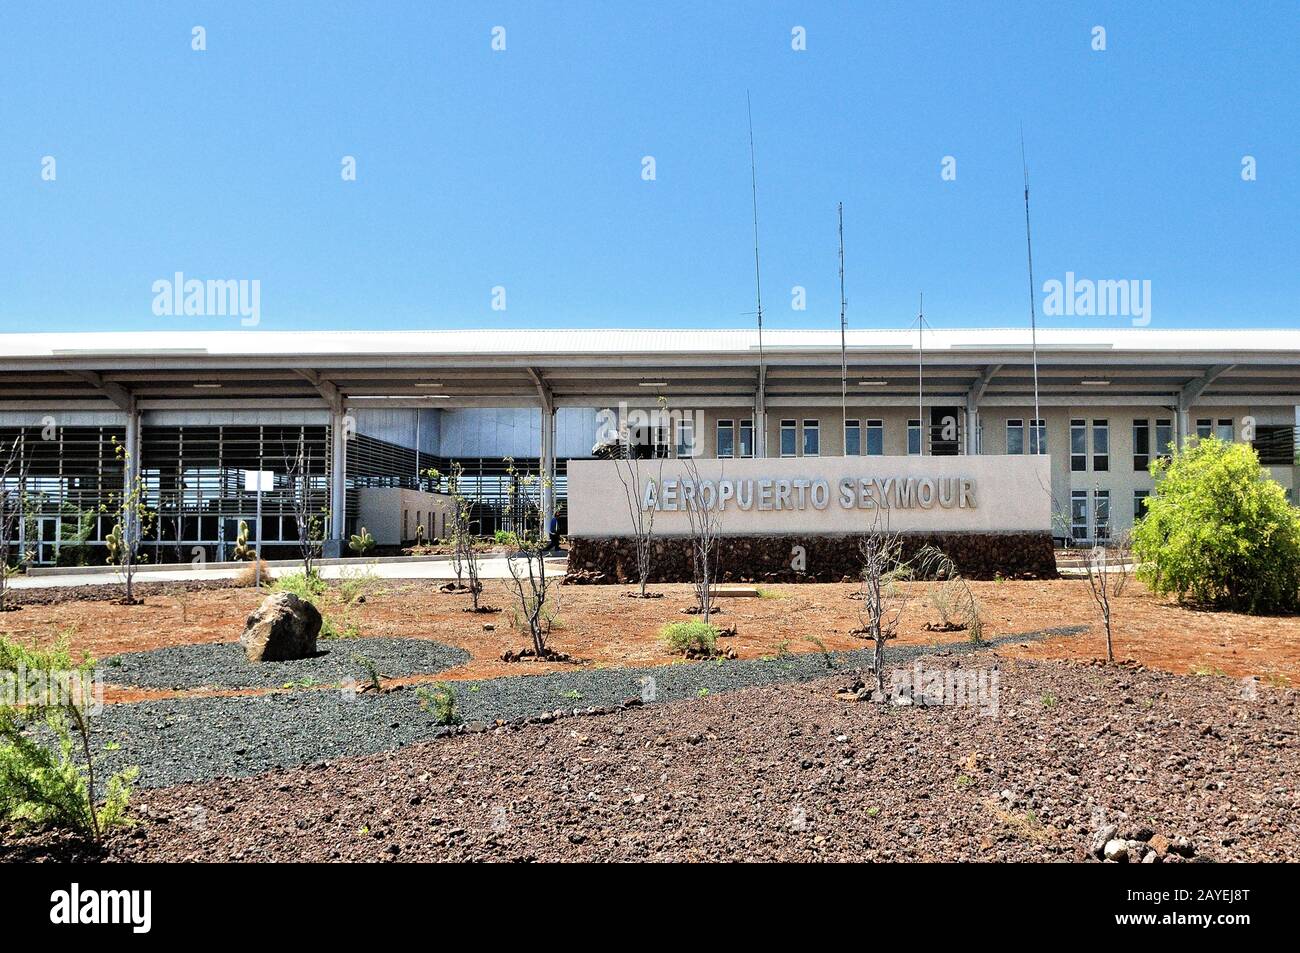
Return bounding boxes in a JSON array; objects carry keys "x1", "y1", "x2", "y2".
[
  {"x1": 1134, "y1": 489, "x2": 1150, "y2": 520},
  {"x1": 1094, "y1": 490, "x2": 1111, "y2": 541},
  {"x1": 1133, "y1": 419, "x2": 1150, "y2": 472},
  {"x1": 1030, "y1": 419, "x2": 1046, "y2": 455},
  {"x1": 1070, "y1": 490, "x2": 1088, "y2": 542},
  {"x1": 779, "y1": 419, "x2": 797, "y2": 457},
  {"x1": 908, "y1": 419, "x2": 922, "y2": 455},
  {"x1": 652, "y1": 424, "x2": 670, "y2": 458},
  {"x1": 866, "y1": 419, "x2": 884, "y2": 456},
  {"x1": 844, "y1": 419, "x2": 861, "y2": 456},
  {"x1": 1092, "y1": 419, "x2": 1109, "y2": 471},
  {"x1": 739, "y1": 419, "x2": 754, "y2": 458},
  {"x1": 1006, "y1": 419, "x2": 1024, "y2": 455},
  {"x1": 716, "y1": 420, "x2": 734, "y2": 459},
  {"x1": 802, "y1": 419, "x2": 820, "y2": 456},
  {"x1": 1253, "y1": 425, "x2": 1296, "y2": 466},
  {"x1": 1155, "y1": 418, "x2": 1173, "y2": 459},
  {"x1": 1216, "y1": 418, "x2": 1233, "y2": 442},
  {"x1": 675, "y1": 418, "x2": 695, "y2": 458},
  {"x1": 1070, "y1": 419, "x2": 1087, "y2": 471},
  {"x1": 1196, "y1": 418, "x2": 1212, "y2": 439}
]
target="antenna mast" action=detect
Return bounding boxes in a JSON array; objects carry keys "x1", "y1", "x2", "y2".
[
  {"x1": 1020, "y1": 127, "x2": 1042, "y2": 453},
  {"x1": 838, "y1": 202, "x2": 848, "y2": 456},
  {"x1": 917, "y1": 292, "x2": 925, "y2": 456},
  {"x1": 747, "y1": 92, "x2": 766, "y2": 458}
]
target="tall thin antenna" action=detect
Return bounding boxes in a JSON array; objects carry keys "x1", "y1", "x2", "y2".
[
  {"x1": 747, "y1": 92, "x2": 766, "y2": 458},
  {"x1": 838, "y1": 202, "x2": 848, "y2": 456},
  {"x1": 1020, "y1": 125, "x2": 1042, "y2": 453},
  {"x1": 917, "y1": 292, "x2": 925, "y2": 456}
]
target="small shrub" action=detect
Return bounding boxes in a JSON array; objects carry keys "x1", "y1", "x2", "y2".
[
  {"x1": 339, "y1": 566, "x2": 379, "y2": 605},
  {"x1": 415, "y1": 683, "x2": 459, "y2": 725},
  {"x1": 803, "y1": 635, "x2": 835, "y2": 668},
  {"x1": 1133, "y1": 437, "x2": 1300, "y2": 613},
  {"x1": 233, "y1": 558, "x2": 271, "y2": 588},
  {"x1": 660, "y1": 620, "x2": 719, "y2": 657},
  {"x1": 272, "y1": 570, "x2": 326, "y2": 601},
  {"x1": 0, "y1": 635, "x2": 138, "y2": 838},
  {"x1": 350, "y1": 653, "x2": 382, "y2": 693}
]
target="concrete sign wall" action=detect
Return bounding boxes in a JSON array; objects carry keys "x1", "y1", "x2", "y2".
[{"x1": 567, "y1": 455, "x2": 1053, "y2": 535}]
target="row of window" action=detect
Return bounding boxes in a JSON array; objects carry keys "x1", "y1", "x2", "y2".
[
  {"x1": 674, "y1": 414, "x2": 1254, "y2": 462},
  {"x1": 1069, "y1": 488, "x2": 1155, "y2": 542},
  {"x1": 1071, "y1": 417, "x2": 1235, "y2": 473}
]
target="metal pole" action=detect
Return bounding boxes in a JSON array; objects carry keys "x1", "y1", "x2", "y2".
[
  {"x1": 747, "y1": 91, "x2": 766, "y2": 459},
  {"x1": 838, "y1": 202, "x2": 848, "y2": 456},
  {"x1": 917, "y1": 293, "x2": 924, "y2": 455}
]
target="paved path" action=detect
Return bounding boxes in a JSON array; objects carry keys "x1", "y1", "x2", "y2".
[{"x1": 11, "y1": 555, "x2": 569, "y2": 589}]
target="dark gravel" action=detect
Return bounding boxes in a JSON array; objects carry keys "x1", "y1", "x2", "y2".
[
  {"x1": 89, "y1": 627, "x2": 1085, "y2": 789},
  {"x1": 103, "y1": 638, "x2": 471, "y2": 691},
  {"x1": 6, "y1": 649, "x2": 1296, "y2": 863},
  {"x1": 4, "y1": 579, "x2": 245, "y2": 606}
]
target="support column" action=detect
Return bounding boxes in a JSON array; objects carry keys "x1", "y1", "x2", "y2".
[
  {"x1": 124, "y1": 405, "x2": 142, "y2": 552},
  {"x1": 540, "y1": 405, "x2": 556, "y2": 540},
  {"x1": 527, "y1": 368, "x2": 556, "y2": 541},
  {"x1": 326, "y1": 408, "x2": 348, "y2": 557},
  {"x1": 754, "y1": 370, "x2": 767, "y2": 459},
  {"x1": 964, "y1": 404, "x2": 979, "y2": 455}
]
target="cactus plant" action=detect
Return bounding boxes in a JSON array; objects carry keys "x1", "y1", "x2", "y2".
[
  {"x1": 232, "y1": 519, "x2": 255, "y2": 561},
  {"x1": 348, "y1": 526, "x2": 375, "y2": 556},
  {"x1": 104, "y1": 522, "x2": 123, "y2": 565}
]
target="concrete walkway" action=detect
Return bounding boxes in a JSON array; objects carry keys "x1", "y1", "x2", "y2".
[{"x1": 10, "y1": 554, "x2": 569, "y2": 589}]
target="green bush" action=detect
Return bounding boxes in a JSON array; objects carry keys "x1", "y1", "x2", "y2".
[
  {"x1": 415, "y1": 682, "x2": 459, "y2": 725},
  {"x1": 1133, "y1": 437, "x2": 1300, "y2": 613},
  {"x1": 0, "y1": 636, "x2": 137, "y2": 838},
  {"x1": 272, "y1": 570, "x2": 326, "y2": 601},
  {"x1": 660, "y1": 621, "x2": 719, "y2": 656}
]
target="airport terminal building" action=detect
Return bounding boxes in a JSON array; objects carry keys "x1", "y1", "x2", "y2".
[{"x1": 1, "y1": 327, "x2": 1297, "y2": 566}]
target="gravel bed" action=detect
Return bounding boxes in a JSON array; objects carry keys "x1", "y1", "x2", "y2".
[
  {"x1": 8, "y1": 641, "x2": 1297, "y2": 863},
  {"x1": 103, "y1": 638, "x2": 471, "y2": 691},
  {"x1": 92, "y1": 626, "x2": 1085, "y2": 788}
]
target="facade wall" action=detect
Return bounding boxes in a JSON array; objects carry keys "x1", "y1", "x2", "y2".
[
  {"x1": 434, "y1": 407, "x2": 598, "y2": 459},
  {"x1": 585, "y1": 401, "x2": 1299, "y2": 544}
]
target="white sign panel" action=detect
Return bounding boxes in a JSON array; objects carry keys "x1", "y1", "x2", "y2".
[
  {"x1": 244, "y1": 470, "x2": 275, "y2": 492},
  {"x1": 566, "y1": 455, "x2": 1052, "y2": 536}
]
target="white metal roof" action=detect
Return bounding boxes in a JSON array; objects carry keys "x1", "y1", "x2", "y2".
[{"x1": 3, "y1": 326, "x2": 1300, "y2": 359}]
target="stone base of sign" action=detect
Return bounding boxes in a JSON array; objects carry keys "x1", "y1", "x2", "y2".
[{"x1": 564, "y1": 532, "x2": 1058, "y2": 584}]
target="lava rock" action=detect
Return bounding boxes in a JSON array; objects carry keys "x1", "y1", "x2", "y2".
[{"x1": 239, "y1": 592, "x2": 322, "y2": 662}]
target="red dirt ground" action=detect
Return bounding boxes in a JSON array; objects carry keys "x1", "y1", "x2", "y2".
[{"x1": 2, "y1": 577, "x2": 1297, "y2": 702}]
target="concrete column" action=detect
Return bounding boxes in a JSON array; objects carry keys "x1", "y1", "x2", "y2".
[
  {"x1": 539, "y1": 404, "x2": 556, "y2": 539},
  {"x1": 326, "y1": 408, "x2": 348, "y2": 557},
  {"x1": 1177, "y1": 406, "x2": 1191, "y2": 448},
  {"x1": 964, "y1": 404, "x2": 979, "y2": 455},
  {"x1": 754, "y1": 372, "x2": 767, "y2": 458},
  {"x1": 124, "y1": 406, "x2": 142, "y2": 551}
]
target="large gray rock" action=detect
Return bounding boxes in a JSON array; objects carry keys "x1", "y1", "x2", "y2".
[{"x1": 239, "y1": 592, "x2": 322, "y2": 662}]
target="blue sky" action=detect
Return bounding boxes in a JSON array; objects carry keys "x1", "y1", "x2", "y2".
[{"x1": 1, "y1": 1, "x2": 1296, "y2": 334}]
